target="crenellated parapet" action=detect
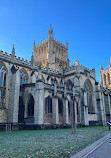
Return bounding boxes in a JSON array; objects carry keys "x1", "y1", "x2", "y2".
[
  {"x1": 64, "y1": 59, "x2": 95, "y2": 80},
  {"x1": 53, "y1": 39, "x2": 68, "y2": 49},
  {"x1": 0, "y1": 48, "x2": 62, "y2": 77},
  {"x1": 35, "y1": 39, "x2": 48, "y2": 48}
]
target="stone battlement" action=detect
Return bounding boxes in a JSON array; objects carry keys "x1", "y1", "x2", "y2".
[
  {"x1": 0, "y1": 49, "x2": 60, "y2": 75},
  {"x1": 53, "y1": 39, "x2": 67, "y2": 49},
  {"x1": 35, "y1": 39, "x2": 48, "y2": 47}
]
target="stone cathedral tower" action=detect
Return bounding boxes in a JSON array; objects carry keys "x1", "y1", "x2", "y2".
[
  {"x1": 33, "y1": 24, "x2": 69, "y2": 71},
  {"x1": 100, "y1": 57, "x2": 111, "y2": 89}
]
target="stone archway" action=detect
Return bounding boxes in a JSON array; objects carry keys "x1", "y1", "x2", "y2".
[
  {"x1": 58, "y1": 98, "x2": 63, "y2": 124},
  {"x1": 68, "y1": 100, "x2": 71, "y2": 123},
  {"x1": 18, "y1": 96, "x2": 25, "y2": 123},
  {"x1": 27, "y1": 95, "x2": 34, "y2": 117},
  {"x1": 25, "y1": 94, "x2": 34, "y2": 123}
]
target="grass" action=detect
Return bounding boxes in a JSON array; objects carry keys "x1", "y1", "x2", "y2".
[{"x1": 0, "y1": 126, "x2": 109, "y2": 158}]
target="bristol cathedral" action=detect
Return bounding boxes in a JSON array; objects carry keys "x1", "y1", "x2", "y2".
[{"x1": 0, "y1": 25, "x2": 111, "y2": 129}]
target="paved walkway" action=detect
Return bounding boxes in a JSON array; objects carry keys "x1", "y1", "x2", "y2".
[
  {"x1": 70, "y1": 132, "x2": 111, "y2": 158},
  {"x1": 85, "y1": 136, "x2": 111, "y2": 158}
]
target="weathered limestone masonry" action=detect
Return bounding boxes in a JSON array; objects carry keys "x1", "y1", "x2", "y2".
[
  {"x1": 100, "y1": 59, "x2": 111, "y2": 124},
  {"x1": 0, "y1": 25, "x2": 109, "y2": 130}
]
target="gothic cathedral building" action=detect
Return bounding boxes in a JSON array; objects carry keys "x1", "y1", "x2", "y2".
[{"x1": 0, "y1": 25, "x2": 110, "y2": 129}]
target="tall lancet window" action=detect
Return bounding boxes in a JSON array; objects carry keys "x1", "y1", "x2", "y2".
[
  {"x1": 84, "y1": 79, "x2": 95, "y2": 114},
  {"x1": 0, "y1": 63, "x2": 7, "y2": 107},
  {"x1": 20, "y1": 69, "x2": 28, "y2": 85}
]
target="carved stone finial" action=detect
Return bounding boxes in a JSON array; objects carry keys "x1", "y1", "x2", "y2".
[
  {"x1": 48, "y1": 24, "x2": 53, "y2": 39},
  {"x1": 109, "y1": 57, "x2": 111, "y2": 68},
  {"x1": 75, "y1": 59, "x2": 79, "y2": 66},
  {"x1": 31, "y1": 52, "x2": 34, "y2": 66},
  {"x1": 66, "y1": 40, "x2": 68, "y2": 47},
  {"x1": 100, "y1": 64, "x2": 103, "y2": 70},
  {"x1": 11, "y1": 44, "x2": 15, "y2": 57}
]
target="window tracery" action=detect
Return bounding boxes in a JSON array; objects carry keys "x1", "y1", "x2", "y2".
[
  {"x1": 20, "y1": 69, "x2": 28, "y2": 85},
  {"x1": 84, "y1": 80, "x2": 95, "y2": 114},
  {"x1": 0, "y1": 63, "x2": 7, "y2": 107},
  {"x1": 58, "y1": 98, "x2": 63, "y2": 114},
  {"x1": 45, "y1": 96, "x2": 52, "y2": 114}
]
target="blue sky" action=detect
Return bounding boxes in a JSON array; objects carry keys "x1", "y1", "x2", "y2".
[{"x1": 0, "y1": 0, "x2": 111, "y2": 82}]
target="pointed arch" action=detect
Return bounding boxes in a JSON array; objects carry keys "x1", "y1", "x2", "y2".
[
  {"x1": 66, "y1": 79, "x2": 73, "y2": 90},
  {"x1": 84, "y1": 79, "x2": 95, "y2": 114},
  {"x1": 104, "y1": 74, "x2": 106, "y2": 86},
  {"x1": 20, "y1": 68, "x2": 28, "y2": 85},
  {"x1": 74, "y1": 76, "x2": 80, "y2": 87},
  {"x1": 45, "y1": 96, "x2": 52, "y2": 114},
  {"x1": 0, "y1": 61, "x2": 7, "y2": 107},
  {"x1": 108, "y1": 73, "x2": 110, "y2": 85},
  {"x1": 0, "y1": 61, "x2": 8, "y2": 74},
  {"x1": 58, "y1": 98, "x2": 63, "y2": 114},
  {"x1": 25, "y1": 93, "x2": 34, "y2": 117},
  {"x1": 68, "y1": 100, "x2": 71, "y2": 115}
]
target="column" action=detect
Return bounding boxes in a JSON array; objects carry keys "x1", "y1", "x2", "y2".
[
  {"x1": 63, "y1": 98, "x2": 69, "y2": 124},
  {"x1": 8, "y1": 67, "x2": 20, "y2": 124},
  {"x1": 106, "y1": 73, "x2": 108, "y2": 85},
  {"x1": 101, "y1": 93, "x2": 106, "y2": 125},
  {"x1": 34, "y1": 81, "x2": 44, "y2": 124},
  {"x1": 74, "y1": 100, "x2": 77, "y2": 124},
  {"x1": 108, "y1": 94, "x2": 111, "y2": 122},
  {"x1": 52, "y1": 97, "x2": 59, "y2": 124},
  {"x1": 12, "y1": 70, "x2": 20, "y2": 123},
  {"x1": 84, "y1": 92, "x2": 89, "y2": 126}
]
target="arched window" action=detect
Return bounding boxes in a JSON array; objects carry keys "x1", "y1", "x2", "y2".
[
  {"x1": 68, "y1": 100, "x2": 70, "y2": 115},
  {"x1": 20, "y1": 69, "x2": 28, "y2": 85},
  {"x1": 27, "y1": 95, "x2": 34, "y2": 117},
  {"x1": 84, "y1": 79, "x2": 94, "y2": 114},
  {"x1": 108, "y1": 73, "x2": 110, "y2": 85},
  {"x1": 104, "y1": 74, "x2": 106, "y2": 86},
  {"x1": 66, "y1": 79, "x2": 73, "y2": 90},
  {"x1": 58, "y1": 98, "x2": 63, "y2": 114},
  {"x1": 45, "y1": 96, "x2": 52, "y2": 113},
  {"x1": 0, "y1": 63, "x2": 7, "y2": 106}
]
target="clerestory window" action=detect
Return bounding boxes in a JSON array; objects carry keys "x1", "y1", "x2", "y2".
[{"x1": 20, "y1": 69, "x2": 28, "y2": 85}]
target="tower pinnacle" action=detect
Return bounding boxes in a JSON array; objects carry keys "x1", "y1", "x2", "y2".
[
  {"x1": 100, "y1": 64, "x2": 103, "y2": 70},
  {"x1": 11, "y1": 44, "x2": 15, "y2": 56},
  {"x1": 48, "y1": 24, "x2": 53, "y2": 39},
  {"x1": 109, "y1": 57, "x2": 111, "y2": 68}
]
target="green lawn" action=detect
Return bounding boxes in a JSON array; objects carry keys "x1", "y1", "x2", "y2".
[{"x1": 0, "y1": 126, "x2": 109, "y2": 158}]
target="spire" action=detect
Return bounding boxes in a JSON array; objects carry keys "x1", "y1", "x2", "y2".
[
  {"x1": 75, "y1": 59, "x2": 79, "y2": 66},
  {"x1": 109, "y1": 57, "x2": 111, "y2": 68},
  {"x1": 33, "y1": 40, "x2": 36, "y2": 56},
  {"x1": 11, "y1": 44, "x2": 15, "y2": 61},
  {"x1": 48, "y1": 24, "x2": 53, "y2": 39},
  {"x1": 33, "y1": 40, "x2": 35, "y2": 46},
  {"x1": 100, "y1": 64, "x2": 103, "y2": 70},
  {"x1": 66, "y1": 40, "x2": 68, "y2": 47},
  {"x1": 31, "y1": 52, "x2": 34, "y2": 66},
  {"x1": 11, "y1": 44, "x2": 15, "y2": 56}
]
